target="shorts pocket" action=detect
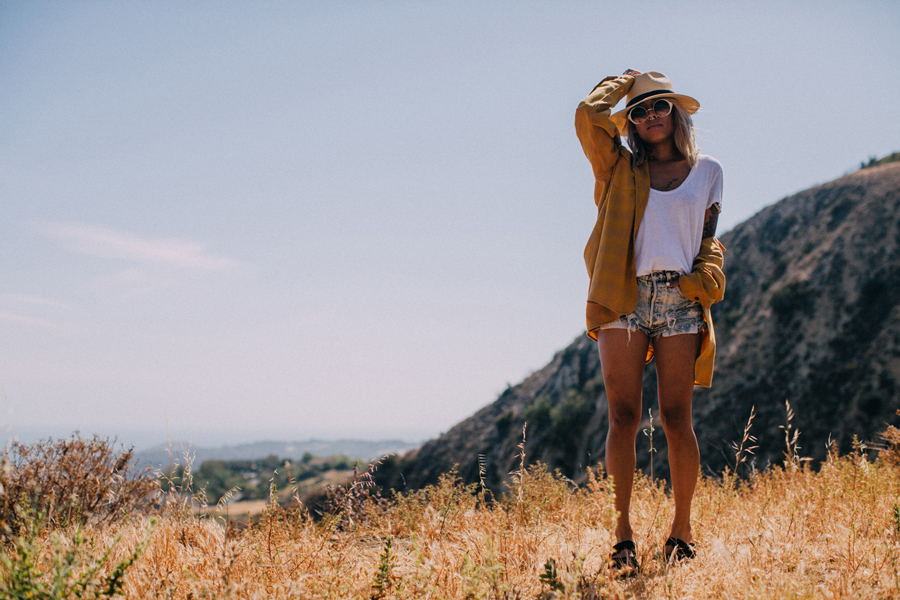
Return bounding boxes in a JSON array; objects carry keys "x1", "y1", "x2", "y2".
[{"x1": 670, "y1": 284, "x2": 700, "y2": 307}]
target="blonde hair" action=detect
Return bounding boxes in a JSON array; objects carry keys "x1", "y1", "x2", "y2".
[{"x1": 626, "y1": 101, "x2": 699, "y2": 168}]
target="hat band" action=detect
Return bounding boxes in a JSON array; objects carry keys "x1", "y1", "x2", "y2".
[{"x1": 625, "y1": 89, "x2": 675, "y2": 109}]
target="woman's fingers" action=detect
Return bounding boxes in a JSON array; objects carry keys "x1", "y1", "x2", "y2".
[{"x1": 595, "y1": 71, "x2": 640, "y2": 89}]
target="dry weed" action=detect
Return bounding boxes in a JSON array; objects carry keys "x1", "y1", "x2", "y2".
[{"x1": 0, "y1": 435, "x2": 158, "y2": 536}]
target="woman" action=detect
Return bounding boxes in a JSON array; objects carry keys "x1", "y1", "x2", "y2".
[{"x1": 574, "y1": 70, "x2": 726, "y2": 575}]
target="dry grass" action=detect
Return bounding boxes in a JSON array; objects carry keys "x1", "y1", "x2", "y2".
[{"x1": 3, "y1": 428, "x2": 900, "y2": 598}]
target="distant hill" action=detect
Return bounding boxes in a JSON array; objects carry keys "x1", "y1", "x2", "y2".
[
  {"x1": 137, "y1": 438, "x2": 418, "y2": 470},
  {"x1": 376, "y1": 159, "x2": 900, "y2": 493}
]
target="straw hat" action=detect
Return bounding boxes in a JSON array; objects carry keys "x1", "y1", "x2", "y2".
[{"x1": 610, "y1": 71, "x2": 700, "y2": 136}]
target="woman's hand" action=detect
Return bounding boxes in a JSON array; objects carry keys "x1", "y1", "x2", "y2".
[{"x1": 594, "y1": 70, "x2": 640, "y2": 89}]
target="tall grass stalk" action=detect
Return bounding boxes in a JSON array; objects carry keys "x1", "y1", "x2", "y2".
[
  {"x1": 730, "y1": 405, "x2": 758, "y2": 482},
  {"x1": 642, "y1": 408, "x2": 657, "y2": 480}
]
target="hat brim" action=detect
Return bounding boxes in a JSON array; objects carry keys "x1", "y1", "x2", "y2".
[{"x1": 610, "y1": 93, "x2": 700, "y2": 137}]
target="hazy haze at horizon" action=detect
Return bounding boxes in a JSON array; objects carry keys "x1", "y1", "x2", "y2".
[{"x1": 1, "y1": 1, "x2": 898, "y2": 449}]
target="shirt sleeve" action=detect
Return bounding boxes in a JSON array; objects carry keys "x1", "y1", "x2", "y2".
[
  {"x1": 707, "y1": 160, "x2": 723, "y2": 210},
  {"x1": 574, "y1": 74, "x2": 634, "y2": 207}
]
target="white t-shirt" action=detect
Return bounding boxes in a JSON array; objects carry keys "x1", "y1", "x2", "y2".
[{"x1": 634, "y1": 154, "x2": 723, "y2": 277}]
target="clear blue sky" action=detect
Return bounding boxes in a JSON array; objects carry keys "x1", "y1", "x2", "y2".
[{"x1": 2, "y1": 1, "x2": 898, "y2": 448}]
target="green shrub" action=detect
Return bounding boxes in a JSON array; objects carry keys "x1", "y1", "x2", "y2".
[
  {"x1": 546, "y1": 390, "x2": 595, "y2": 450},
  {"x1": 0, "y1": 512, "x2": 153, "y2": 599},
  {"x1": 770, "y1": 280, "x2": 814, "y2": 319},
  {"x1": 495, "y1": 410, "x2": 514, "y2": 435},
  {"x1": 522, "y1": 397, "x2": 553, "y2": 431},
  {"x1": 523, "y1": 391, "x2": 596, "y2": 468}
]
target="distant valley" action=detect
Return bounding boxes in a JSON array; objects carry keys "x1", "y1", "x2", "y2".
[{"x1": 136, "y1": 438, "x2": 419, "y2": 470}]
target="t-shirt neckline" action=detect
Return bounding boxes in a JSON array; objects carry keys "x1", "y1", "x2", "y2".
[{"x1": 649, "y1": 157, "x2": 700, "y2": 194}]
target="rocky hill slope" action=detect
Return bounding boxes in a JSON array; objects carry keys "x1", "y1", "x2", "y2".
[{"x1": 376, "y1": 161, "x2": 900, "y2": 492}]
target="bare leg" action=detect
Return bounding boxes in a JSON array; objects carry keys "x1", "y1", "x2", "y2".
[
  {"x1": 653, "y1": 332, "x2": 702, "y2": 544},
  {"x1": 597, "y1": 328, "x2": 650, "y2": 544}
]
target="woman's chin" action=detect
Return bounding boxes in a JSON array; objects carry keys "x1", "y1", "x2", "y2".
[{"x1": 638, "y1": 133, "x2": 670, "y2": 145}]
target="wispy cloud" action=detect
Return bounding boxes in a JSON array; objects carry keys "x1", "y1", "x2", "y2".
[
  {"x1": 93, "y1": 268, "x2": 176, "y2": 298},
  {"x1": 35, "y1": 222, "x2": 242, "y2": 270},
  {"x1": 0, "y1": 311, "x2": 56, "y2": 328},
  {"x1": 0, "y1": 294, "x2": 72, "y2": 309},
  {"x1": 0, "y1": 295, "x2": 73, "y2": 330}
]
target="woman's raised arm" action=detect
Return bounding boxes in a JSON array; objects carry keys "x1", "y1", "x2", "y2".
[{"x1": 574, "y1": 73, "x2": 635, "y2": 205}]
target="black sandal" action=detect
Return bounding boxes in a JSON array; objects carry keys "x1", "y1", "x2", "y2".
[
  {"x1": 609, "y1": 540, "x2": 640, "y2": 577},
  {"x1": 663, "y1": 537, "x2": 696, "y2": 562}
]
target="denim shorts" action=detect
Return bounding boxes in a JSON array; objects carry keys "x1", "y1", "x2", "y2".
[{"x1": 598, "y1": 270, "x2": 706, "y2": 340}]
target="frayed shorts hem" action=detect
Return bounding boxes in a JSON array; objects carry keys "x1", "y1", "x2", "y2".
[{"x1": 598, "y1": 318, "x2": 705, "y2": 339}]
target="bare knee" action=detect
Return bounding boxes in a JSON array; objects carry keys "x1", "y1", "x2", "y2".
[
  {"x1": 608, "y1": 404, "x2": 641, "y2": 436},
  {"x1": 659, "y1": 406, "x2": 694, "y2": 436}
]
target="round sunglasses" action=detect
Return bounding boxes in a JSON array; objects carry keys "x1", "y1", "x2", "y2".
[{"x1": 627, "y1": 98, "x2": 673, "y2": 125}]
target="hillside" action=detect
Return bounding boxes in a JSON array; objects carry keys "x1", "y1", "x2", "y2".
[{"x1": 376, "y1": 160, "x2": 900, "y2": 492}]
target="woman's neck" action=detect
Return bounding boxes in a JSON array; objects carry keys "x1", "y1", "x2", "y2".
[{"x1": 647, "y1": 140, "x2": 682, "y2": 163}]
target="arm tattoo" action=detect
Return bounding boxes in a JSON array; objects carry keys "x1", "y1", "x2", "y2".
[{"x1": 703, "y1": 203, "x2": 721, "y2": 239}]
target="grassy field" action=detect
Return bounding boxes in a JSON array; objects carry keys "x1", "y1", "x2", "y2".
[{"x1": 1, "y1": 425, "x2": 898, "y2": 599}]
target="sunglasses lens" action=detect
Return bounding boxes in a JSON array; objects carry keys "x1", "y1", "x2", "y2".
[
  {"x1": 653, "y1": 99, "x2": 673, "y2": 117},
  {"x1": 628, "y1": 98, "x2": 674, "y2": 125},
  {"x1": 628, "y1": 106, "x2": 648, "y2": 124}
]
